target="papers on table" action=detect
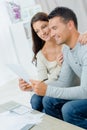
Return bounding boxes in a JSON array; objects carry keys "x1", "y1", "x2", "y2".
[
  {"x1": 10, "y1": 105, "x2": 31, "y2": 115},
  {"x1": 0, "y1": 111, "x2": 44, "y2": 130},
  {"x1": 1, "y1": 101, "x2": 31, "y2": 115}
]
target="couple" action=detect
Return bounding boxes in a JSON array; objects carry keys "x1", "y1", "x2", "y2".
[{"x1": 19, "y1": 7, "x2": 87, "y2": 129}]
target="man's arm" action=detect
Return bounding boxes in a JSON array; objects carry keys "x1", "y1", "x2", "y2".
[
  {"x1": 31, "y1": 59, "x2": 77, "y2": 97},
  {"x1": 45, "y1": 59, "x2": 80, "y2": 99},
  {"x1": 46, "y1": 50, "x2": 87, "y2": 100}
]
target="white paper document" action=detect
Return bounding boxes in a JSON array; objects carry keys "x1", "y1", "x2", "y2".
[
  {"x1": 10, "y1": 105, "x2": 31, "y2": 115},
  {"x1": 7, "y1": 64, "x2": 31, "y2": 84},
  {"x1": 0, "y1": 111, "x2": 44, "y2": 130}
]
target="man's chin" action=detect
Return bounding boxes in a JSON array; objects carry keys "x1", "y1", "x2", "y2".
[
  {"x1": 56, "y1": 41, "x2": 62, "y2": 45},
  {"x1": 56, "y1": 40, "x2": 65, "y2": 45}
]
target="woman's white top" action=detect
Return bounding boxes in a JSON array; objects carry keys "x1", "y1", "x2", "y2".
[{"x1": 36, "y1": 50, "x2": 61, "y2": 83}]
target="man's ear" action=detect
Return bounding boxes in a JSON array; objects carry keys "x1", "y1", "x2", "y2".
[{"x1": 68, "y1": 20, "x2": 74, "y2": 30}]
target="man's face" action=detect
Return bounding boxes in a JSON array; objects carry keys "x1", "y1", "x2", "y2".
[{"x1": 49, "y1": 17, "x2": 70, "y2": 45}]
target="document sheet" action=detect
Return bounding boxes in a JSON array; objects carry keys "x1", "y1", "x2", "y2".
[
  {"x1": 7, "y1": 64, "x2": 31, "y2": 84},
  {"x1": 0, "y1": 111, "x2": 44, "y2": 130}
]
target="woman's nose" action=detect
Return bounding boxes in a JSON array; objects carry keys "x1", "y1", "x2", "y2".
[{"x1": 41, "y1": 30, "x2": 46, "y2": 35}]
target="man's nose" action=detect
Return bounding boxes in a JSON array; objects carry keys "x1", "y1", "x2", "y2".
[{"x1": 51, "y1": 31, "x2": 55, "y2": 38}]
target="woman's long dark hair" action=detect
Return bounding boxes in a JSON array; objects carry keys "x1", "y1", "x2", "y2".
[{"x1": 31, "y1": 12, "x2": 48, "y2": 65}]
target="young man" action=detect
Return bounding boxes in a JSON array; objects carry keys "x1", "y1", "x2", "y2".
[{"x1": 30, "y1": 7, "x2": 87, "y2": 129}]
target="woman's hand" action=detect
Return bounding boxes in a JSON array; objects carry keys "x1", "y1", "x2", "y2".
[
  {"x1": 56, "y1": 52, "x2": 63, "y2": 66},
  {"x1": 19, "y1": 78, "x2": 32, "y2": 91},
  {"x1": 78, "y1": 32, "x2": 87, "y2": 44}
]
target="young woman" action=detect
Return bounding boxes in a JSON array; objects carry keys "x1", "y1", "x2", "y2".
[
  {"x1": 31, "y1": 12, "x2": 63, "y2": 82},
  {"x1": 19, "y1": 12, "x2": 63, "y2": 112},
  {"x1": 19, "y1": 12, "x2": 87, "y2": 112}
]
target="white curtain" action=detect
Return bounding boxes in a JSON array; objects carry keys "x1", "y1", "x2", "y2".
[
  {"x1": 35, "y1": 0, "x2": 87, "y2": 32},
  {"x1": 35, "y1": 0, "x2": 58, "y2": 13}
]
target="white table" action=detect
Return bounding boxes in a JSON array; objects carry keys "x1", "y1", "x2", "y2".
[{"x1": 0, "y1": 101, "x2": 84, "y2": 130}]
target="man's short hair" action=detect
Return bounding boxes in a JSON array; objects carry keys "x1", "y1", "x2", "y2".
[{"x1": 48, "y1": 7, "x2": 78, "y2": 29}]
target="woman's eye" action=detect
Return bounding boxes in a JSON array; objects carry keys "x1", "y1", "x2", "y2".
[
  {"x1": 42, "y1": 25, "x2": 47, "y2": 29},
  {"x1": 53, "y1": 27, "x2": 57, "y2": 30},
  {"x1": 35, "y1": 30, "x2": 39, "y2": 34}
]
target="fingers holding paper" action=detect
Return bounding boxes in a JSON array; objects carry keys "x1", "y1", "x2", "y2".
[
  {"x1": 19, "y1": 78, "x2": 32, "y2": 91},
  {"x1": 30, "y1": 80, "x2": 47, "y2": 96},
  {"x1": 19, "y1": 78, "x2": 47, "y2": 95}
]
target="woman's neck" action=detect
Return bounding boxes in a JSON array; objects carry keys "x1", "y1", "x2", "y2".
[{"x1": 42, "y1": 38, "x2": 62, "y2": 61}]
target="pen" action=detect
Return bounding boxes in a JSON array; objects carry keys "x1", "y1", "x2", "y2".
[{"x1": 41, "y1": 78, "x2": 48, "y2": 82}]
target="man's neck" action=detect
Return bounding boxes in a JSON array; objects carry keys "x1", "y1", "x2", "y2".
[{"x1": 66, "y1": 31, "x2": 80, "y2": 49}]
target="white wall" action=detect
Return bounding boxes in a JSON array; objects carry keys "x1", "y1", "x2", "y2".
[
  {"x1": 0, "y1": 0, "x2": 39, "y2": 86},
  {"x1": 55, "y1": 0, "x2": 87, "y2": 32},
  {"x1": 0, "y1": 1, "x2": 18, "y2": 85},
  {"x1": 35, "y1": 0, "x2": 87, "y2": 32}
]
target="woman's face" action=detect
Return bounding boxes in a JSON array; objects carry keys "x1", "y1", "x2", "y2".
[{"x1": 33, "y1": 20, "x2": 51, "y2": 41}]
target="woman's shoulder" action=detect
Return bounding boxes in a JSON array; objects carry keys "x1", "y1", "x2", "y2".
[
  {"x1": 36, "y1": 50, "x2": 45, "y2": 59},
  {"x1": 37, "y1": 50, "x2": 42, "y2": 56}
]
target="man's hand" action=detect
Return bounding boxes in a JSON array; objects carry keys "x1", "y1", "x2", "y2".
[
  {"x1": 19, "y1": 79, "x2": 32, "y2": 91},
  {"x1": 30, "y1": 80, "x2": 47, "y2": 96}
]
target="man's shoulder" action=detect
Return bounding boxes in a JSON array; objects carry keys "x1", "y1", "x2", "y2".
[
  {"x1": 62, "y1": 44, "x2": 69, "y2": 53},
  {"x1": 75, "y1": 43, "x2": 87, "y2": 60},
  {"x1": 77, "y1": 43, "x2": 87, "y2": 54}
]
